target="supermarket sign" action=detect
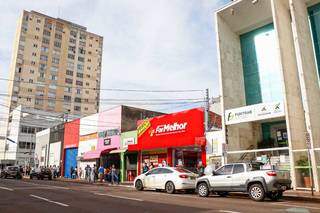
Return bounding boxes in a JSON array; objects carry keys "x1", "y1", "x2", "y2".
[{"x1": 225, "y1": 102, "x2": 285, "y2": 125}]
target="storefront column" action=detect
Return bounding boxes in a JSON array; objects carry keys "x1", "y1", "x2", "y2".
[
  {"x1": 201, "y1": 146, "x2": 206, "y2": 167},
  {"x1": 120, "y1": 152, "x2": 125, "y2": 182},
  {"x1": 167, "y1": 148, "x2": 173, "y2": 167},
  {"x1": 137, "y1": 151, "x2": 141, "y2": 175}
]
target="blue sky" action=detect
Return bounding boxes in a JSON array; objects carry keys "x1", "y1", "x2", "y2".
[{"x1": 0, "y1": 0, "x2": 230, "y2": 113}]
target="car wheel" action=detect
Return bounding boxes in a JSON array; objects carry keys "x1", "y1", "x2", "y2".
[
  {"x1": 249, "y1": 183, "x2": 265, "y2": 202},
  {"x1": 267, "y1": 191, "x2": 283, "y2": 201},
  {"x1": 217, "y1": 192, "x2": 229, "y2": 197},
  {"x1": 197, "y1": 182, "x2": 209, "y2": 197},
  {"x1": 135, "y1": 180, "x2": 144, "y2": 191},
  {"x1": 165, "y1": 181, "x2": 175, "y2": 194}
]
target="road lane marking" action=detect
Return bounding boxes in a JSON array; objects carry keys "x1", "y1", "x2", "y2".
[
  {"x1": 0, "y1": 186, "x2": 14, "y2": 191},
  {"x1": 219, "y1": 210, "x2": 241, "y2": 213},
  {"x1": 272, "y1": 202, "x2": 320, "y2": 210},
  {"x1": 30, "y1": 194, "x2": 69, "y2": 207},
  {"x1": 94, "y1": 193, "x2": 143, "y2": 202}
]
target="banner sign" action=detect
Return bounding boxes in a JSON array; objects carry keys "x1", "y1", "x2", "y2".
[
  {"x1": 123, "y1": 137, "x2": 135, "y2": 147},
  {"x1": 225, "y1": 102, "x2": 285, "y2": 125},
  {"x1": 130, "y1": 108, "x2": 205, "y2": 150},
  {"x1": 137, "y1": 120, "x2": 151, "y2": 137}
]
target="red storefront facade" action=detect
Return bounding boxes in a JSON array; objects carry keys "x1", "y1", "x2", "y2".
[
  {"x1": 61, "y1": 119, "x2": 80, "y2": 177},
  {"x1": 128, "y1": 108, "x2": 206, "y2": 174}
]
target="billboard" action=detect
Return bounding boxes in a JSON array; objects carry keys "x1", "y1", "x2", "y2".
[
  {"x1": 129, "y1": 108, "x2": 205, "y2": 150},
  {"x1": 225, "y1": 102, "x2": 285, "y2": 125}
]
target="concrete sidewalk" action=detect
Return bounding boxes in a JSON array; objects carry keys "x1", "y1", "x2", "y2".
[{"x1": 53, "y1": 177, "x2": 320, "y2": 202}]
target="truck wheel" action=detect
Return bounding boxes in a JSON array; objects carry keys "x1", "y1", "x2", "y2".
[
  {"x1": 198, "y1": 182, "x2": 209, "y2": 197},
  {"x1": 165, "y1": 181, "x2": 175, "y2": 194},
  {"x1": 267, "y1": 191, "x2": 283, "y2": 201},
  {"x1": 249, "y1": 183, "x2": 265, "y2": 202},
  {"x1": 135, "y1": 180, "x2": 143, "y2": 191}
]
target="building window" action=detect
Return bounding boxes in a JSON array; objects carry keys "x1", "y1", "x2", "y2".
[
  {"x1": 43, "y1": 29, "x2": 51, "y2": 36},
  {"x1": 30, "y1": 70, "x2": 34, "y2": 74},
  {"x1": 69, "y1": 38, "x2": 76, "y2": 44},
  {"x1": 64, "y1": 95, "x2": 71, "y2": 101},
  {"x1": 55, "y1": 33, "x2": 62, "y2": 40},
  {"x1": 76, "y1": 80, "x2": 83, "y2": 86},
  {"x1": 64, "y1": 87, "x2": 72, "y2": 93},
  {"x1": 33, "y1": 44, "x2": 37, "y2": 48},
  {"x1": 50, "y1": 75, "x2": 57, "y2": 81},
  {"x1": 87, "y1": 58, "x2": 91, "y2": 62},
  {"x1": 52, "y1": 57, "x2": 60, "y2": 64},
  {"x1": 35, "y1": 35, "x2": 39, "y2": 40},
  {"x1": 31, "y1": 61, "x2": 36, "y2": 66},
  {"x1": 48, "y1": 100, "x2": 55, "y2": 107},
  {"x1": 42, "y1": 37, "x2": 50, "y2": 45},
  {"x1": 76, "y1": 89, "x2": 81, "y2": 94},
  {"x1": 67, "y1": 62, "x2": 74, "y2": 69},
  {"x1": 66, "y1": 70, "x2": 73, "y2": 76},
  {"x1": 74, "y1": 106, "x2": 81, "y2": 111},
  {"x1": 87, "y1": 66, "x2": 91, "y2": 70},
  {"x1": 27, "y1": 88, "x2": 32, "y2": 92},
  {"x1": 74, "y1": 97, "x2": 81, "y2": 103},
  {"x1": 84, "y1": 107, "x2": 88, "y2": 111},
  {"x1": 85, "y1": 90, "x2": 89, "y2": 94},
  {"x1": 37, "y1": 19, "x2": 41, "y2": 23},
  {"x1": 78, "y1": 56, "x2": 84, "y2": 62},
  {"x1": 79, "y1": 47, "x2": 85, "y2": 54},
  {"x1": 40, "y1": 55, "x2": 48, "y2": 61},
  {"x1": 39, "y1": 72, "x2": 45, "y2": 78},
  {"x1": 77, "y1": 64, "x2": 84, "y2": 71},
  {"x1": 51, "y1": 66, "x2": 58, "y2": 72},
  {"x1": 32, "y1": 52, "x2": 37, "y2": 56},
  {"x1": 68, "y1": 46, "x2": 76, "y2": 52},
  {"x1": 39, "y1": 64, "x2": 46, "y2": 72},
  {"x1": 70, "y1": 30, "x2": 77, "y2": 38},
  {"x1": 36, "y1": 27, "x2": 40, "y2": 31},
  {"x1": 41, "y1": 46, "x2": 48, "y2": 52},
  {"x1": 65, "y1": 78, "x2": 73, "y2": 84},
  {"x1": 35, "y1": 99, "x2": 43, "y2": 105},
  {"x1": 29, "y1": 79, "x2": 33, "y2": 83},
  {"x1": 54, "y1": 41, "x2": 61, "y2": 48},
  {"x1": 76, "y1": 73, "x2": 83, "y2": 78},
  {"x1": 85, "y1": 82, "x2": 89, "y2": 86},
  {"x1": 26, "y1": 97, "x2": 32, "y2": 102},
  {"x1": 68, "y1": 54, "x2": 75, "y2": 60}
]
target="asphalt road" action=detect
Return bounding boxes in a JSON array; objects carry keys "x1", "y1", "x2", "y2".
[{"x1": 0, "y1": 178, "x2": 319, "y2": 213}]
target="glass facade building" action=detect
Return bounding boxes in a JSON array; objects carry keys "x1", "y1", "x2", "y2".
[{"x1": 240, "y1": 24, "x2": 283, "y2": 105}]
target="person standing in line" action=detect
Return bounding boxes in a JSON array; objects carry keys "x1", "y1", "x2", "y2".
[
  {"x1": 98, "y1": 165, "x2": 104, "y2": 183},
  {"x1": 111, "y1": 164, "x2": 118, "y2": 184},
  {"x1": 142, "y1": 162, "x2": 149, "y2": 173},
  {"x1": 85, "y1": 165, "x2": 91, "y2": 182},
  {"x1": 91, "y1": 164, "x2": 96, "y2": 183},
  {"x1": 78, "y1": 167, "x2": 82, "y2": 179},
  {"x1": 149, "y1": 162, "x2": 154, "y2": 170},
  {"x1": 70, "y1": 166, "x2": 74, "y2": 179},
  {"x1": 74, "y1": 166, "x2": 78, "y2": 179}
]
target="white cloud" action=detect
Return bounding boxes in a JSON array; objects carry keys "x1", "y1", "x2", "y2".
[{"x1": 0, "y1": 0, "x2": 229, "y2": 113}]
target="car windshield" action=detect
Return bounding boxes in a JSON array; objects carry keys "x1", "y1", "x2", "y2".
[{"x1": 174, "y1": 168, "x2": 192, "y2": 173}]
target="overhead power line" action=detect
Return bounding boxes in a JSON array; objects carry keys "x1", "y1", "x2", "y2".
[{"x1": 0, "y1": 77, "x2": 204, "y2": 93}]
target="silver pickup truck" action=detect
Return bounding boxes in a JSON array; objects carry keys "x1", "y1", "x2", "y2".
[{"x1": 196, "y1": 162, "x2": 291, "y2": 201}]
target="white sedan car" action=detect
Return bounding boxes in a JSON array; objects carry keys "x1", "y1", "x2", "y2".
[{"x1": 134, "y1": 167, "x2": 197, "y2": 194}]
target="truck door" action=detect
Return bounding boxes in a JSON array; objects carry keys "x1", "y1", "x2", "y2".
[{"x1": 230, "y1": 164, "x2": 247, "y2": 191}]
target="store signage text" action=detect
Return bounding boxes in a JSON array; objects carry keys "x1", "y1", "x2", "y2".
[
  {"x1": 137, "y1": 120, "x2": 151, "y2": 137},
  {"x1": 151, "y1": 122, "x2": 188, "y2": 136},
  {"x1": 225, "y1": 102, "x2": 285, "y2": 125}
]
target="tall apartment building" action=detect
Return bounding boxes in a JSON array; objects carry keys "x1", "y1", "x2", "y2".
[
  {"x1": 216, "y1": 0, "x2": 320, "y2": 191},
  {"x1": 7, "y1": 10, "x2": 103, "y2": 116}
]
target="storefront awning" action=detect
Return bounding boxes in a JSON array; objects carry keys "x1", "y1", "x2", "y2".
[
  {"x1": 83, "y1": 148, "x2": 116, "y2": 160},
  {"x1": 109, "y1": 148, "x2": 127, "y2": 154}
]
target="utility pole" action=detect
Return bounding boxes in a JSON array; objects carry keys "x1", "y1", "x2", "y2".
[{"x1": 204, "y1": 88, "x2": 209, "y2": 132}]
